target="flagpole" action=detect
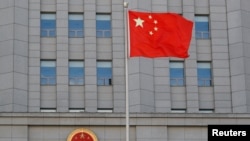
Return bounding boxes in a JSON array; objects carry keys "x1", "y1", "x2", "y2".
[{"x1": 124, "y1": 2, "x2": 129, "y2": 141}]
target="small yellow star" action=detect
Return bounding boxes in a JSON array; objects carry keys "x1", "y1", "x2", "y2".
[
  {"x1": 149, "y1": 31, "x2": 154, "y2": 35},
  {"x1": 80, "y1": 133, "x2": 84, "y2": 139}
]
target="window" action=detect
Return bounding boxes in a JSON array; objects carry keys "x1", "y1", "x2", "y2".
[
  {"x1": 97, "y1": 108, "x2": 113, "y2": 113},
  {"x1": 197, "y1": 62, "x2": 212, "y2": 86},
  {"x1": 41, "y1": 13, "x2": 56, "y2": 37},
  {"x1": 96, "y1": 14, "x2": 111, "y2": 38},
  {"x1": 40, "y1": 61, "x2": 56, "y2": 85},
  {"x1": 97, "y1": 61, "x2": 112, "y2": 86},
  {"x1": 40, "y1": 108, "x2": 56, "y2": 112},
  {"x1": 171, "y1": 109, "x2": 186, "y2": 113},
  {"x1": 69, "y1": 61, "x2": 84, "y2": 85},
  {"x1": 69, "y1": 14, "x2": 84, "y2": 38},
  {"x1": 170, "y1": 62, "x2": 185, "y2": 86},
  {"x1": 195, "y1": 16, "x2": 209, "y2": 39},
  {"x1": 69, "y1": 108, "x2": 85, "y2": 112}
]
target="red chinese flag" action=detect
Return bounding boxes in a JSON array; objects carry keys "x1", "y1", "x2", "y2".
[{"x1": 128, "y1": 10, "x2": 193, "y2": 58}]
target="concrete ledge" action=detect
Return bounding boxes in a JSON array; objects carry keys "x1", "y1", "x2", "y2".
[{"x1": 0, "y1": 113, "x2": 249, "y2": 126}]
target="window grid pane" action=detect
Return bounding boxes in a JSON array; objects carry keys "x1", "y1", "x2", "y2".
[
  {"x1": 195, "y1": 16, "x2": 210, "y2": 39},
  {"x1": 69, "y1": 61, "x2": 84, "y2": 85},
  {"x1": 41, "y1": 61, "x2": 56, "y2": 85},
  {"x1": 170, "y1": 62, "x2": 185, "y2": 86},
  {"x1": 197, "y1": 62, "x2": 212, "y2": 87},
  {"x1": 96, "y1": 14, "x2": 111, "y2": 38},
  {"x1": 97, "y1": 62, "x2": 112, "y2": 86},
  {"x1": 41, "y1": 13, "x2": 56, "y2": 37},
  {"x1": 69, "y1": 14, "x2": 84, "y2": 38}
]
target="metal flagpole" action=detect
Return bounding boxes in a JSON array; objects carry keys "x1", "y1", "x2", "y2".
[{"x1": 123, "y1": 2, "x2": 129, "y2": 141}]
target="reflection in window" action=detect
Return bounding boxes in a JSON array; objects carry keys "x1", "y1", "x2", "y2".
[
  {"x1": 97, "y1": 61, "x2": 112, "y2": 86},
  {"x1": 197, "y1": 62, "x2": 212, "y2": 87},
  {"x1": 170, "y1": 62, "x2": 185, "y2": 86},
  {"x1": 195, "y1": 16, "x2": 209, "y2": 39},
  {"x1": 96, "y1": 14, "x2": 111, "y2": 38},
  {"x1": 69, "y1": 61, "x2": 84, "y2": 85},
  {"x1": 69, "y1": 14, "x2": 84, "y2": 38},
  {"x1": 40, "y1": 61, "x2": 56, "y2": 85},
  {"x1": 41, "y1": 13, "x2": 56, "y2": 37}
]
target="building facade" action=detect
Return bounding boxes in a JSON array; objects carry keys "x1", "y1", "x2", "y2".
[{"x1": 0, "y1": 0, "x2": 250, "y2": 140}]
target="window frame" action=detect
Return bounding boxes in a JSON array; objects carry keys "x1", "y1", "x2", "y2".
[
  {"x1": 40, "y1": 60, "x2": 56, "y2": 85},
  {"x1": 97, "y1": 61, "x2": 112, "y2": 86},
  {"x1": 40, "y1": 13, "x2": 56, "y2": 37},
  {"x1": 68, "y1": 13, "x2": 84, "y2": 38},
  {"x1": 197, "y1": 62, "x2": 213, "y2": 87},
  {"x1": 96, "y1": 14, "x2": 112, "y2": 38},
  {"x1": 69, "y1": 60, "x2": 85, "y2": 86},
  {"x1": 195, "y1": 15, "x2": 210, "y2": 39},
  {"x1": 169, "y1": 61, "x2": 185, "y2": 86}
]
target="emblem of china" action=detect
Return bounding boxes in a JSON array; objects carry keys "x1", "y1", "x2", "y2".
[{"x1": 67, "y1": 128, "x2": 98, "y2": 141}]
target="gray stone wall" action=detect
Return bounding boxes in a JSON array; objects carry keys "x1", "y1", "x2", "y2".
[
  {"x1": 227, "y1": 0, "x2": 250, "y2": 113},
  {"x1": 0, "y1": 0, "x2": 28, "y2": 112},
  {"x1": 2, "y1": 1, "x2": 250, "y2": 141},
  {"x1": 0, "y1": 0, "x2": 250, "y2": 113}
]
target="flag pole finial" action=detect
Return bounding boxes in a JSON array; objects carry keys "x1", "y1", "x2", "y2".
[{"x1": 124, "y1": 2, "x2": 129, "y2": 8}]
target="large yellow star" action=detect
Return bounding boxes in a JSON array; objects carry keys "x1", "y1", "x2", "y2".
[{"x1": 134, "y1": 17, "x2": 144, "y2": 28}]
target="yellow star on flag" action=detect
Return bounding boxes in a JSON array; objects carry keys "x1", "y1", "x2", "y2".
[{"x1": 134, "y1": 17, "x2": 144, "y2": 28}]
